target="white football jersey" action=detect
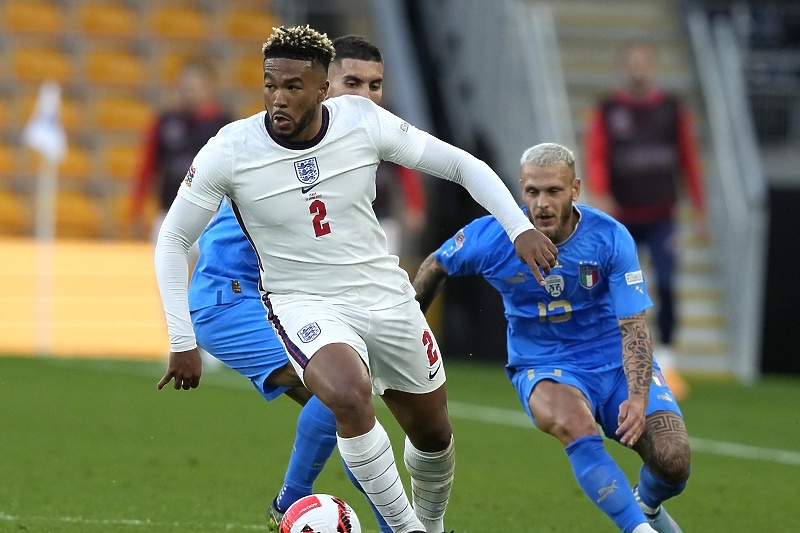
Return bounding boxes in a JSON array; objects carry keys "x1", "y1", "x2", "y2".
[{"x1": 179, "y1": 95, "x2": 426, "y2": 309}]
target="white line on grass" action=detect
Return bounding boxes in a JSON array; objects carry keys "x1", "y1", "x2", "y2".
[
  {"x1": 0, "y1": 512, "x2": 269, "y2": 530},
  {"x1": 54, "y1": 359, "x2": 800, "y2": 468}
]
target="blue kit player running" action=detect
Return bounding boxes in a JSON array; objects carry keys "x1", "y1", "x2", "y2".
[
  {"x1": 412, "y1": 143, "x2": 691, "y2": 533},
  {"x1": 186, "y1": 35, "x2": 391, "y2": 533}
]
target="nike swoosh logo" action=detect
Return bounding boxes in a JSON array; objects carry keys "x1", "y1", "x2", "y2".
[
  {"x1": 301, "y1": 182, "x2": 321, "y2": 194},
  {"x1": 428, "y1": 363, "x2": 442, "y2": 380}
]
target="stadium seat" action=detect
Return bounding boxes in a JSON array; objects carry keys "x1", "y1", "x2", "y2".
[
  {"x1": 222, "y1": 9, "x2": 280, "y2": 41},
  {"x1": 157, "y1": 52, "x2": 198, "y2": 84},
  {"x1": 0, "y1": 190, "x2": 31, "y2": 235},
  {"x1": 85, "y1": 50, "x2": 148, "y2": 87},
  {"x1": 0, "y1": 98, "x2": 11, "y2": 131},
  {"x1": 56, "y1": 146, "x2": 94, "y2": 182},
  {"x1": 55, "y1": 190, "x2": 103, "y2": 238},
  {"x1": 2, "y1": 0, "x2": 65, "y2": 35},
  {"x1": 147, "y1": 6, "x2": 210, "y2": 40},
  {"x1": 76, "y1": 3, "x2": 138, "y2": 37},
  {"x1": 92, "y1": 97, "x2": 154, "y2": 132},
  {"x1": 0, "y1": 144, "x2": 19, "y2": 183},
  {"x1": 11, "y1": 48, "x2": 73, "y2": 83},
  {"x1": 102, "y1": 144, "x2": 141, "y2": 182},
  {"x1": 232, "y1": 53, "x2": 264, "y2": 88}
]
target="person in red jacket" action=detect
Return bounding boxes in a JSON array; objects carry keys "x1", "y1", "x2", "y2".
[
  {"x1": 584, "y1": 40, "x2": 705, "y2": 399},
  {"x1": 130, "y1": 60, "x2": 233, "y2": 244}
]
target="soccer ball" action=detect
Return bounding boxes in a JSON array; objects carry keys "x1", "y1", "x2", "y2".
[{"x1": 279, "y1": 494, "x2": 361, "y2": 533}]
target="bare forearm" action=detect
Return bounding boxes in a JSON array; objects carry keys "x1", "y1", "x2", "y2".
[
  {"x1": 412, "y1": 253, "x2": 449, "y2": 313},
  {"x1": 619, "y1": 312, "x2": 653, "y2": 400}
]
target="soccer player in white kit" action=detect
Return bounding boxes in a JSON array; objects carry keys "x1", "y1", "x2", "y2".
[{"x1": 154, "y1": 25, "x2": 558, "y2": 533}]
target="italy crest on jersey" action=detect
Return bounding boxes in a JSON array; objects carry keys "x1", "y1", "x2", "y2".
[
  {"x1": 579, "y1": 262, "x2": 599, "y2": 289},
  {"x1": 294, "y1": 157, "x2": 320, "y2": 185}
]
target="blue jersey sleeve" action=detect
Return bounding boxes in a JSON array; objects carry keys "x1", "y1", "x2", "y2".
[
  {"x1": 434, "y1": 216, "x2": 501, "y2": 277},
  {"x1": 606, "y1": 224, "x2": 653, "y2": 319}
]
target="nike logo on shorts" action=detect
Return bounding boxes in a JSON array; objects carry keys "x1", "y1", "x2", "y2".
[{"x1": 428, "y1": 363, "x2": 442, "y2": 380}]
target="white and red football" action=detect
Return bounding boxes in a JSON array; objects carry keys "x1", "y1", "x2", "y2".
[{"x1": 279, "y1": 494, "x2": 361, "y2": 533}]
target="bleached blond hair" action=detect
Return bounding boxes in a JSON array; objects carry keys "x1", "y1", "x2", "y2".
[
  {"x1": 262, "y1": 25, "x2": 336, "y2": 71},
  {"x1": 520, "y1": 143, "x2": 576, "y2": 178}
]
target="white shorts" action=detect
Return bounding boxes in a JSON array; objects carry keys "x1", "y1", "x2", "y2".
[{"x1": 264, "y1": 295, "x2": 446, "y2": 395}]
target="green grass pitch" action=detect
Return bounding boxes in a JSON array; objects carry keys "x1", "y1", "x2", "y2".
[{"x1": 1, "y1": 355, "x2": 799, "y2": 532}]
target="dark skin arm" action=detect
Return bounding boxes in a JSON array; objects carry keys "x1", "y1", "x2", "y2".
[
  {"x1": 412, "y1": 252, "x2": 450, "y2": 313},
  {"x1": 615, "y1": 311, "x2": 654, "y2": 447}
]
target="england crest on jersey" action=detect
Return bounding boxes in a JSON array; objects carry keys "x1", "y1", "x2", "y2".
[
  {"x1": 294, "y1": 157, "x2": 320, "y2": 185},
  {"x1": 579, "y1": 262, "x2": 599, "y2": 289}
]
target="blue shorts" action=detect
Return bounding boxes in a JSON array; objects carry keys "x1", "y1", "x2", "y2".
[
  {"x1": 510, "y1": 359, "x2": 682, "y2": 442},
  {"x1": 191, "y1": 298, "x2": 290, "y2": 401}
]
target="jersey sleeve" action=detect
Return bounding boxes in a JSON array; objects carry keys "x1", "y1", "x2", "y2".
[
  {"x1": 369, "y1": 102, "x2": 429, "y2": 168},
  {"x1": 606, "y1": 224, "x2": 653, "y2": 319},
  {"x1": 176, "y1": 133, "x2": 233, "y2": 211},
  {"x1": 434, "y1": 217, "x2": 496, "y2": 277}
]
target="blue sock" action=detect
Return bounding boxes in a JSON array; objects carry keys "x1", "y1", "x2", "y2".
[
  {"x1": 637, "y1": 464, "x2": 689, "y2": 511},
  {"x1": 565, "y1": 435, "x2": 646, "y2": 533},
  {"x1": 275, "y1": 395, "x2": 337, "y2": 512},
  {"x1": 341, "y1": 457, "x2": 392, "y2": 533}
]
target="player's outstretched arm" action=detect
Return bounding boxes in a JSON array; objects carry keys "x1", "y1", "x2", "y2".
[
  {"x1": 615, "y1": 311, "x2": 653, "y2": 447},
  {"x1": 154, "y1": 196, "x2": 217, "y2": 390},
  {"x1": 412, "y1": 253, "x2": 450, "y2": 314}
]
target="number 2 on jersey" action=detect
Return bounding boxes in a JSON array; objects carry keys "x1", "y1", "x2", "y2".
[{"x1": 309, "y1": 199, "x2": 331, "y2": 237}]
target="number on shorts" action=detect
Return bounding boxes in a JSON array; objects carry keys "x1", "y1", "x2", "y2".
[
  {"x1": 309, "y1": 199, "x2": 331, "y2": 237},
  {"x1": 421, "y1": 330, "x2": 439, "y2": 366}
]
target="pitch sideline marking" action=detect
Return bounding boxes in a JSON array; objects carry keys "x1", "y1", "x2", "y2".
[{"x1": 46, "y1": 359, "x2": 800, "y2": 467}]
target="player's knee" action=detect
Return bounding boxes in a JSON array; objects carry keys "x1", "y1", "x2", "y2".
[{"x1": 546, "y1": 412, "x2": 598, "y2": 445}]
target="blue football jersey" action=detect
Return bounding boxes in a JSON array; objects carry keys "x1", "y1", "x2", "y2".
[
  {"x1": 188, "y1": 200, "x2": 261, "y2": 311},
  {"x1": 435, "y1": 204, "x2": 652, "y2": 371}
]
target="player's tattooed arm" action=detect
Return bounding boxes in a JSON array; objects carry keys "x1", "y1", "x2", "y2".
[
  {"x1": 618, "y1": 311, "x2": 653, "y2": 399},
  {"x1": 412, "y1": 253, "x2": 449, "y2": 314}
]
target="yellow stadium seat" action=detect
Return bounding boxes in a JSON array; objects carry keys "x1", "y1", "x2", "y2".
[
  {"x1": 103, "y1": 144, "x2": 141, "y2": 181},
  {"x1": 56, "y1": 191, "x2": 102, "y2": 238},
  {"x1": 148, "y1": 6, "x2": 210, "y2": 40},
  {"x1": 222, "y1": 9, "x2": 280, "y2": 41},
  {"x1": 57, "y1": 146, "x2": 94, "y2": 181},
  {"x1": 11, "y1": 48, "x2": 73, "y2": 83},
  {"x1": 157, "y1": 52, "x2": 196, "y2": 84},
  {"x1": 85, "y1": 50, "x2": 148, "y2": 86},
  {"x1": 233, "y1": 54, "x2": 264, "y2": 88},
  {"x1": 92, "y1": 97, "x2": 154, "y2": 132},
  {"x1": 0, "y1": 144, "x2": 17, "y2": 178},
  {"x1": 76, "y1": 3, "x2": 138, "y2": 37},
  {"x1": 0, "y1": 190, "x2": 31, "y2": 236},
  {"x1": 0, "y1": 98, "x2": 11, "y2": 130},
  {"x1": 3, "y1": 0, "x2": 66, "y2": 35}
]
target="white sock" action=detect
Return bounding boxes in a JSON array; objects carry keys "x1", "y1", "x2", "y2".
[
  {"x1": 632, "y1": 523, "x2": 658, "y2": 533},
  {"x1": 337, "y1": 420, "x2": 423, "y2": 533},
  {"x1": 403, "y1": 435, "x2": 455, "y2": 533}
]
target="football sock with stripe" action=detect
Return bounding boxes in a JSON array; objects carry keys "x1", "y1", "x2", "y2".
[
  {"x1": 403, "y1": 435, "x2": 455, "y2": 533},
  {"x1": 341, "y1": 456, "x2": 392, "y2": 532},
  {"x1": 338, "y1": 420, "x2": 424, "y2": 533},
  {"x1": 565, "y1": 435, "x2": 648, "y2": 533},
  {"x1": 636, "y1": 464, "x2": 689, "y2": 512}
]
